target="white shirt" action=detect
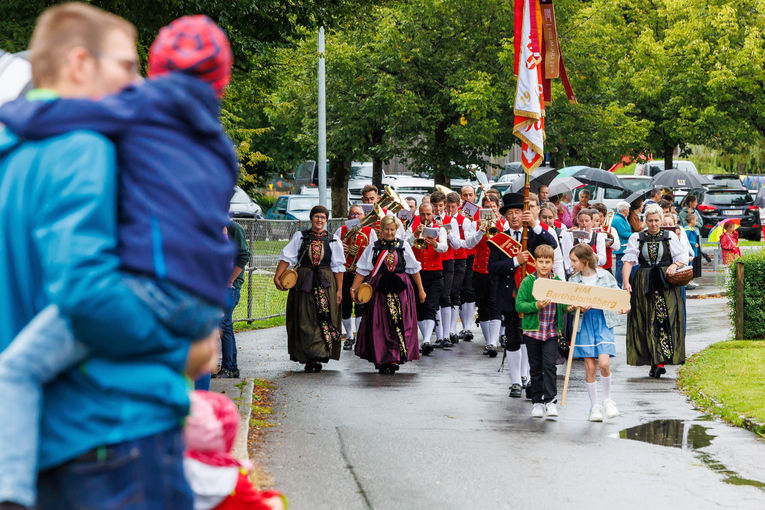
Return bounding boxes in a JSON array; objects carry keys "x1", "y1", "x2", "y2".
[
  {"x1": 503, "y1": 222, "x2": 566, "y2": 277},
  {"x1": 463, "y1": 218, "x2": 508, "y2": 249},
  {"x1": 279, "y1": 231, "x2": 347, "y2": 272},
  {"x1": 405, "y1": 223, "x2": 448, "y2": 252},
  {"x1": 355, "y1": 240, "x2": 421, "y2": 276},
  {"x1": 622, "y1": 230, "x2": 690, "y2": 266},
  {"x1": 571, "y1": 230, "x2": 607, "y2": 267},
  {"x1": 333, "y1": 226, "x2": 378, "y2": 246},
  {"x1": 549, "y1": 225, "x2": 574, "y2": 275},
  {"x1": 603, "y1": 226, "x2": 621, "y2": 252}
]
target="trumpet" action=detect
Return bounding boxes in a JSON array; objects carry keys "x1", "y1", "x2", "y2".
[
  {"x1": 413, "y1": 232, "x2": 427, "y2": 250},
  {"x1": 602, "y1": 210, "x2": 615, "y2": 243}
]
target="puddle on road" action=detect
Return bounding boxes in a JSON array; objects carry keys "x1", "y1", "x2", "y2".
[{"x1": 620, "y1": 419, "x2": 765, "y2": 491}]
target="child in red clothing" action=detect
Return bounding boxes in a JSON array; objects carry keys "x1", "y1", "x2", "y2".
[
  {"x1": 184, "y1": 390, "x2": 286, "y2": 510},
  {"x1": 720, "y1": 222, "x2": 741, "y2": 265}
]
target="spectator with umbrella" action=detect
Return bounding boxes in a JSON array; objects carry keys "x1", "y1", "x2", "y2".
[{"x1": 709, "y1": 218, "x2": 742, "y2": 265}]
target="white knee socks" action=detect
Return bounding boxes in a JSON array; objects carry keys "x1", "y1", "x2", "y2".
[
  {"x1": 520, "y1": 344, "x2": 530, "y2": 380},
  {"x1": 450, "y1": 305, "x2": 460, "y2": 335},
  {"x1": 355, "y1": 316, "x2": 362, "y2": 333},
  {"x1": 434, "y1": 309, "x2": 443, "y2": 340},
  {"x1": 342, "y1": 318, "x2": 353, "y2": 339},
  {"x1": 508, "y1": 349, "x2": 522, "y2": 386},
  {"x1": 460, "y1": 302, "x2": 476, "y2": 332},
  {"x1": 586, "y1": 381, "x2": 598, "y2": 406},
  {"x1": 440, "y1": 306, "x2": 452, "y2": 339},
  {"x1": 601, "y1": 375, "x2": 612, "y2": 400},
  {"x1": 418, "y1": 320, "x2": 435, "y2": 346},
  {"x1": 479, "y1": 321, "x2": 492, "y2": 346},
  {"x1": 489, "y1": 319, "x2": 502, "y2": 347}
]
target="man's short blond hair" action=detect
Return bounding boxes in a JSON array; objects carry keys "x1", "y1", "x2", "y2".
[{"x1": 29, "y1": 2, "x2": 137, "y2": 87}]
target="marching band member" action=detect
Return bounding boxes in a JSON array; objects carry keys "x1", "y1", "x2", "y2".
[
  {"x1": 571, "y1": 209, "x2": 607, "y2": 267},
  {"x1": 274, "y1": 206, "x2": 345, "y2": 372},
  {"x1": 446, "y1": 191, "x2": 472, "y2": 343},
  {"x1": 407, "y1": 203, "x2": 448, "y2": 355},
  {"x1": 459, "y1": 185, "x2": 478, "y2": 341},
  {"x1": 430, "y1": 190, "x2": 458, "y2": 348},
  {"x1": 591, "y1": 202, "x2": 620, "y2": 272},
  {"x1": 335, "y1": 205, "x2": 377, "y2": 350},
  {"x1": 463, "y1": 194, "x2": 505, "y2": 357},
  {"x1": 352, "y1": 215, "x2": 426, "y2": 374},
  {"x1": 487, "y1": 193, "x2": 558, "y2": 399},
  {"x1": 540, "y1": 202, "x2": 573, "y2": 278}
]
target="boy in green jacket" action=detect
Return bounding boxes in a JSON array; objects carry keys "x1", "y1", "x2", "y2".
[{"x1": 515, "y1": 244, "x2": 568, "y2": 419}]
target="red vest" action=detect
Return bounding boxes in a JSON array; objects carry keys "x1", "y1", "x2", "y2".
[
  {"x1": 453, "y1": 214, "x2": 468, "y2": 260},
  {"x1": 339, "y1": 224, "x2": 373, "y2": 271},
  {"x1": 472, "y1": 218, "x2": 505, "y2": 274},
  {"x1": 601, "y1": 227, "x2": 614, "y2": 269},
  {"x1": 411, "y1": 217, "x2": 443, "y2": 271}
]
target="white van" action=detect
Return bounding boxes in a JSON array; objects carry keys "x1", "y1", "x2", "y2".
[{"x1": 634, "y1": 160, "x2": 699, "y2": 177}]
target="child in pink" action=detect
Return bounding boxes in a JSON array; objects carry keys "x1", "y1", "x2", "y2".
[
  {"x1": 720, "y1": 222, "x2": 741, "y2": 265},
  {"x1": 184, "y1": 391, "x2": 287, "y2": 510}
]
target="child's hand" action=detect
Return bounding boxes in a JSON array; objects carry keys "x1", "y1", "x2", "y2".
[
  {"x1": 617, "y1": 307, "x2": 630, "y2": 314},
  {"x1": 537, "y1": 299, "x2": 552, "y2": 309},
  {"x1": 580, "y1": 305, "x2": 591, "y2": 312},
  {"x1": 567, "y1": 305, "x2": 576, "y2": 312}
]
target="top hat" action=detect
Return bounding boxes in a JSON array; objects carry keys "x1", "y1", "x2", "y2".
[{"x1": 499, "y1": 192, "x2": 525, "y2": 215}]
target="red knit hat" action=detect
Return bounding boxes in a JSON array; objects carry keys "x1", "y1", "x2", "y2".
[{"x1": 148, "y1": 15, "x2": 233, "y2": 98}]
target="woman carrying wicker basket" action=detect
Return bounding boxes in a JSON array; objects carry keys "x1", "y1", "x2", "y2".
[
  {"x1": 621, "y1": 204, "x2": 689, "y2": 378},
  {"x1": 274, "y1": 205, "x2": 345, "y2": 372},
  {"x1": 351, "y1": 215, "x2": 426, "y2": 374}
]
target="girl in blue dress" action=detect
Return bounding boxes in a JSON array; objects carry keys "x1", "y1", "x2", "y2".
[{"x1": 568, "y1": 243, "x2": 628, "y2": 422}]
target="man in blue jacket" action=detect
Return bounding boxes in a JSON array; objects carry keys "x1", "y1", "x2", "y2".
[
  {"x1": 0, "y1": 4, "x2": 215, "y2": 509},
  {"x1": 612, "y1": 201, "x2": 633, "y2": 288}
]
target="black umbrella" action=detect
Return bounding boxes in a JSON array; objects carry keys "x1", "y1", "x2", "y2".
[
  {"x1": 508, "y1": 166, "x2": 559, "y2": 193},
  {"x1": 755, "y1": 187, "x2": 765, "y2": 208},
  {"x1": 572, "y1": 167, "x2": 624, "y2": 190},
  {"x1": 651, "y1": 169, "x2": 705, "y2": 189},
  {"x1": 624, "y1": 188, "x2": 652, "y2": 206}
]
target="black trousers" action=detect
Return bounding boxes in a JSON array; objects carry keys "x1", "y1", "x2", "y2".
[
  {"x1": 524, "y1": 334, "x2": 558, "y2": 404},
  {"x1": 439, "y1": 259, "x2": 455, "y2": 308},
  {"x1": 473, "y1": 272, "x2": 500, "y2": 322},
  {"x1": 503, "y1": 296, "x2": 523, "y2": 352},
  {"x1": 450, "y1": 259, "x2": 466, "y2": 306},
  {"x1": 417, "y1": 270, "x2": 444, "y2": 321},
  {"x1": 341, "y1": 271, "x2": 366, "y2": 320},
  {"x1": 461, "y1": 255, "x2": 476, "y2": 303}
]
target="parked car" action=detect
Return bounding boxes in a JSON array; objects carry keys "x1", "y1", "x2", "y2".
[
  {"x1": 347, "y1": 162, "x2": 381, "y2": 202},
  {"x1": 266, "y1": 194, "x2": 332, "y2": 221},
  {"x1": 291, "y1": 160, "x2": 330, "y2": 191},
  {"x1": 573, "y1": 175, "x2": 653, "y2": 211},
  {"x1": 229, "y1": 186, "x2": 263, "y2": 218},
  {"x1": 695, "y1": 189, "x2": 761, "y2": 240},
  {"x1": 634, "y1": 160, "x2": 699, "y2": 177},
  {"x1": 705, "y1": 174, "x2": 745, "y2": 190}
]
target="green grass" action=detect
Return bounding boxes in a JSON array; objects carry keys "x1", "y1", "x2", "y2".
[
  {"x1": 233, "y1": 272, "x2": 287, "y2": 325},
  {"x1": 678, "y1": 340, "x2": 765, "y2": 435}
]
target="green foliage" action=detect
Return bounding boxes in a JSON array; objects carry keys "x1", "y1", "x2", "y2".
[
  {"x1": 727, "y1": 249, "x2": 765, "y2": 339},
  {"x1": 678, "y1": 341, "x2": 765, "y2": 434}
]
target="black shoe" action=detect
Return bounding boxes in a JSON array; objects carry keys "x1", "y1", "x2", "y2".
[
  {"x1": 482, "y1": 345, "x2": 491, "y2": 355},
  {"x1": 391, "y1": 363, "x2": 400, "y2": 372},
  {"x1": 421, "y1": 342, "x2": 434, "y2": 355},
  {"x1": 649, "y1": 365, "x2": 657, "y2": 378},
  {"x1": 509, "y1": 383, "x2": 522, "y2": 398},
  {"x1": 442, "y1": 337, "x2": 452, "y2": 347},
  {"x1": 450, "y1": 334, "x2": 459, "y2": 344},
  {"x1": 343, "y1": 338, "x2": 355, "y2": 351},
  {"x1": 655, "y1": 365, "x2": 666, "y2": 378},
  {"x1": 463, "y1": 331, "x2": 474, "y2": 342},
  {"x1": 521, "y1": 376, "x2": 528, "y2": 389},
  {"x1": 215, "y1": 368, "x2": 240, "y2": 379},
  {"x1": 525, "y1": 385, "x2": 532, "y2": 400},
  {"x1": 499, "y1": 335, "x2": 507, "y2": 348},
  {"x1": 304, "y1": 361, "x2": 322, "y2": 373},
  {"x1": 379, "y1": 364, "x2": 394, "y2": 375},
  {"x1": 434, "y1": 339, "x2": 444, "y2": 348},
  {"x1": 487, "y1": 345, "x2": 498, "y2": 358}
]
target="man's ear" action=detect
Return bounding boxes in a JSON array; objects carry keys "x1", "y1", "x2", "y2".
[{"x1": 66, "y1": 46, "x2": 95, "y2": 87}]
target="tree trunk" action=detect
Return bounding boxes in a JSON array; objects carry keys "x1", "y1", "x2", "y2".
[
  {"x1": 663, "y1": 144, "x2": 674, "y2": 170},
  {"x1": 433, "y1": 122, "x2": 450, "y2": 187},
  {"x1": 372, "y1": 159, "x2": 383, "y2": 190},
  {"x1": 330, "y1": 159, "x2": 350, "y2": 218}
]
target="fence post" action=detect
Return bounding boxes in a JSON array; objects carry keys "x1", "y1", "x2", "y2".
[{"x1": 735, "y1": 260, "x2": 745, "y2": 339}]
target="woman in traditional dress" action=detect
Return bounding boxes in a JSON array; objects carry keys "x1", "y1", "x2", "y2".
[
  {"x1": 622, "y1": 204, "x2": 689, "y2": 378},
  {"x1": 350, "y1": 215, "x2": 426, "y2": 374},
  {"x1": 274, "y1": 205, "x2": 345, "y2": 372}
]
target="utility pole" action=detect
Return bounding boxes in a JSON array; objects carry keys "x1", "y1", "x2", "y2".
[{"x1": 317, "y1": 26, "x2": 328, "y2": 208}]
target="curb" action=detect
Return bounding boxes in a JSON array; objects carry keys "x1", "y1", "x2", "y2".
[
  {"x1": 687, "y1": 291, "x2": 727, "y2": 299},
  {"x1": 211, "y1": 378, "x2": 254, "y2": 461}
]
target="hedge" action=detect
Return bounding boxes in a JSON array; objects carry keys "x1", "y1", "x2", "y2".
[{"x1": 727, "y1": 249, "x2": 765, "y2": 339}]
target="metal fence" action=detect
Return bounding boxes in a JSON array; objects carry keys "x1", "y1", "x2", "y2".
[{"x1": 232, "y1": 218, "x2": 346, "y2": 323}]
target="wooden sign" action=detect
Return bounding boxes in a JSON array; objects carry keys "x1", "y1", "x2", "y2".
[{"x1": 532, "y1": 277, "x2": 630, "y2": 312}]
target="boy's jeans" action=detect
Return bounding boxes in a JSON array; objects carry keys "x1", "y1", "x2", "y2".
[
  {"x1": 0, "y1": 273, "x2": 220, "y2": 507},
  {"x1": 220, "y1": 286, "x2": 241, "y2": 371}
]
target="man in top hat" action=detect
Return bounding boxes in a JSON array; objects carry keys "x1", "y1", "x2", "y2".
[{"x1": 488, "y1": 192, "x2": 558, "y2": 398}]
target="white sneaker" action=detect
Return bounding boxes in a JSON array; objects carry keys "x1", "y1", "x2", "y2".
[
  {"x1": 531, "y1": 403, "x2": 545, "y2": 418},
  {"x1": 588, "y1": 404, "x2": 604, "y2": 422},
  {"x1": 603, "y1": 398, "x2": 620, "y2": 419},
  {"x1": 545, "y1": 402, "x2": 559, "y2": 418}
]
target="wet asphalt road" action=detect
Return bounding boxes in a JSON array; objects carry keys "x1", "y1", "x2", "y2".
[{"x1": 236, "y1": 298, "x2": 765, "y2": 510}]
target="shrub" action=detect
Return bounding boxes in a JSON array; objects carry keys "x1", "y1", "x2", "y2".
[
  {"x1": 727, "y1": 249, "x2": 765, "y2": 339},
  {"x1": 254, "y1": 193, "x2": 277, "y2": 211}
]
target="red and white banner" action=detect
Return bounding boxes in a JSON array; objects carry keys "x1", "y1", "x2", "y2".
[{"x1": 513, "y1": 0, "x2": 545, "y2": 174}]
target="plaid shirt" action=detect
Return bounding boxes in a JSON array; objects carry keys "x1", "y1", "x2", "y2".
[{"x1": 525, "y1": 300, "x2": 558, "y2": 341}]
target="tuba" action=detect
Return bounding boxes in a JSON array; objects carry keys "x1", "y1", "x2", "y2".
[
  {"x1": 377, "y1": 186, "x2": 410, "y2": 214},
  {"x1": 343, "y1": 204, "x2": 384, "y2": 271}
]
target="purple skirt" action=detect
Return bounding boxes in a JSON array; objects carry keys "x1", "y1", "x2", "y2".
[{"x1": 355, "y1": 272, "x2": 420, "y2": 366}]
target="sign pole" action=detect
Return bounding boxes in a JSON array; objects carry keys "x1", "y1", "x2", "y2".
[{"x1": 560, "y1": 307, "x2": 581, "y2": 407}]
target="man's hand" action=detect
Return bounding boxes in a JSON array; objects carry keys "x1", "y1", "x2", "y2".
[
  {"x1": 185, "y1": 329, "x2": 220, "y2": 379},
  {"x1": 419, "y1": 289, "x2": 427, "y2": 303},
  {"x1": 521, "y1": 210, "x2": 536, "y2": 227},
  {"x1": 516, "y1": 250, "x2": 532, "y2": 265},
  {"x1": 414, "y1": 224, "x2": 424, "y2": 236},
  {"x1": 424, "y1": 236, "x2": 438, "y2": 247}
]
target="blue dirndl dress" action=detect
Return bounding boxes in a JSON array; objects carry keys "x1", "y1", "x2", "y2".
[{"x1": 572, "y1": 309, "x2": 615, "y2": 358}]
